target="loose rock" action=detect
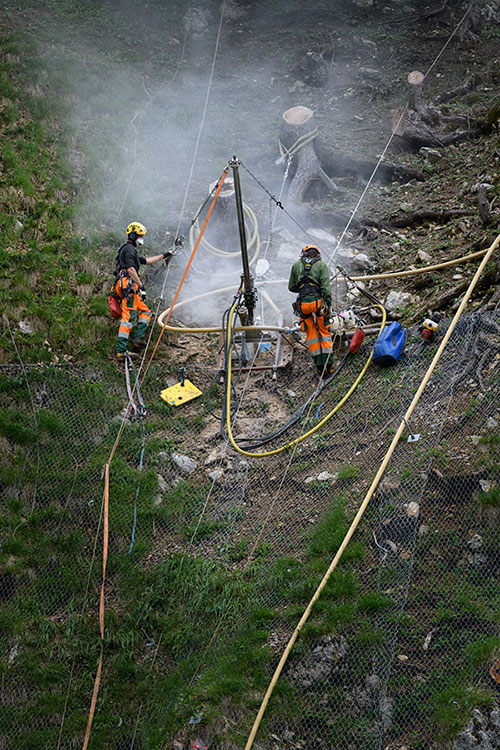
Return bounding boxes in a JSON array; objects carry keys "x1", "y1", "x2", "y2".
[
  {"x1": 317, "y1": 471, "x2": 337, "y2": 482},
  {"x1": 468, "y1": 533, "x2": 483, "y2": 551},
  {"x1": 419, "y1": 146, "x2": 443, "y2": 164},
  {"x1": 172, "y1": 453, "x2": 197, "y2": 474},
  {"x1": 290, "y1": 636, "x2": 348, "y2": 686},
  {"x1": 18, "y1": 320, "x2": 34, "y2": 334},
  {"x1": 208, "y1": 469, "x2": 224, "y2": 482},
  {"x1": 351, "y1": 252, "x2": 373, "y2": 271},
  {"x1": 156, "y1": 474, "x2": 168, "y2": 493},
  {"x1": 385, "y1": 290, "x2": 414, "y2": 312},
  {"x1": 307, "y1": 227, "x2": 337, "y2": 244}
]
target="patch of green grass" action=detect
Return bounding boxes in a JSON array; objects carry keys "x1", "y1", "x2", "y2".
[
  {"x1": 479, "y1": 433, "x2": 500, "y2": 446},
  {"x1": 357, "y1": 591, "x2": 394, "y2": 613},
  {"x1": 477, "y1": 486, "x2": 500, "y2": 508},
  {"x1": 337, "y1": 464, "x2": 359, "y2": 480},
  {"x1": 433, "y1": 683, "x2": 494, "y2": 740},
  {"x1": 465, "y1": 636, "x2": 500, "y2": 667}
]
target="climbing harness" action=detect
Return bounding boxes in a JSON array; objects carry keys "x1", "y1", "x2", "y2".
[{"x1": 297, "y1": 255, "x2": 320, "y2": 300}]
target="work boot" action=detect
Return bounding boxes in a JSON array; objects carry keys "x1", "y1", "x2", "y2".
[{"x1": 132, "y1": 337, "x2": 146, "y2": 352}]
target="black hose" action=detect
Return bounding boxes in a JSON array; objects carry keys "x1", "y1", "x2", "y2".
[{"x1": 224, "y1": 350, "x2": 351, "y2": 450}]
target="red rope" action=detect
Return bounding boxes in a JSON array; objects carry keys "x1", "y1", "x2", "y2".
[
  {"x1": 82, "y1": 463, "x2": 109, "y2": 748},
  {"x1": 82, "y1": 168, "x2": 228, "y2": 748},
  {"x1": 140, "y1": 168, "x2": 229, "y2": 385}
]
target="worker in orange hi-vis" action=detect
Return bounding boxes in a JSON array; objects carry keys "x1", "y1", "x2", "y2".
[
  {"x1": 113, "y1": 222, "x2": 175, "y2": 361},
  {"x1": 288, "y1": 244, "x2": 334, "y2": 376}
]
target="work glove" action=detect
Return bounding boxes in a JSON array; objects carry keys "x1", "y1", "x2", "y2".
[{"x1": 139, "y1": 286, "x2": 147, "y2": 301}]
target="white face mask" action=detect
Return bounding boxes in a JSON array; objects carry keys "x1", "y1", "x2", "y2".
[{"x1": 136, "y1": 237, "x2": 144, "y2": 246}]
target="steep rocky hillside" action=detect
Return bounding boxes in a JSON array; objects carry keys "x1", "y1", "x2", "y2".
[{"x1": 0, "y1": 2, "x2": 500, "y2": 750}]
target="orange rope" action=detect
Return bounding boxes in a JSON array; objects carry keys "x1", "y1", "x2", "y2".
[
  {"x1": 83, "y1": 463, "x2": 109, "y2": 748},
  {"x1": 140, "y1": 168, "x2": 229, "y2": 385},
  {"x1": 82, "y1": 169, "x2": 228, "y2": 748}
]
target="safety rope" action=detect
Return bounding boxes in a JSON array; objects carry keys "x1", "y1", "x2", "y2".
[
  {"x1": 161, "y1": 0, "x2": 228, "y2": 292},
  {"x1": 329, "y1": 2, "x2": 473, "y2": 269},
  {"x1": 244, "y1": 231, "x2": 500, "y2": 750},
  {"x1": 125, "y1": 354, "x2": 147, "y2": 556},
  {"x1": 82, "y1": 462, "x2": 109, "y2": 750},
  {"x1": 141, "y1": 167, "x2": 229, "y2": 384},
  {"x1": 277, "y1": 127, "x2": 319, "y2": 164}
]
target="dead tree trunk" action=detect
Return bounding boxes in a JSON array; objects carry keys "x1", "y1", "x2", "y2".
[
  {"x1": 393, "y1": 70, "x2": 481, "y2": 151},
  {"x1": 280, "y1": 106, "x2": 340, "y2": 204},
  {"x1": 477, "y1": 185, "x2": 492, "y2": 225}
]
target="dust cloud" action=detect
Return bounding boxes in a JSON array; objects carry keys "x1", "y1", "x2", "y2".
[{"x1": 43, "y1": 0, "x2": 358, "y2": 327}]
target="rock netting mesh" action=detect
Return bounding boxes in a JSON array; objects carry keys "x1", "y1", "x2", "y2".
[{"x1": 0, "y1": 311, "x2": 499, "y2": 749}]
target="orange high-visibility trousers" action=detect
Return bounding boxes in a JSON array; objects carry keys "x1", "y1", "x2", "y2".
[
  {"x1": 114, "y1": 276, "x2": 151, "y2": 353},
  {"x1": 299, "y1": 299, "x2": 333, "y2": 366}
]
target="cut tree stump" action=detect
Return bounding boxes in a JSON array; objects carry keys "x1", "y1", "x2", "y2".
[
  {"x1": 477, "y1": 185, "x2": 492, "y2": 225},
  {"x1": 392, "y1": 70, "x2": 481, "y2": 151},
  {"x1": 280, "y1": 106, "x2": 340, "y2": 204},
  {"x1": 279, "y1": 105, "x2": 422, "y2": 206},
  {"x1": 202, "y1": 177, "x2": 239, "y2": 253}
]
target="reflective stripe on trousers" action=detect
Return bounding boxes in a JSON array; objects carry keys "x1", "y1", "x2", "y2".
[
  {"x1": 299, "y1": 299, "x2": 332, "y2": 356},
  {"x1": 115, "y1": 277, "x2": 152, "y2": 352}
]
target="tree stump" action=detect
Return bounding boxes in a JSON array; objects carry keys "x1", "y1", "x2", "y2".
[
  {"x1": 280, "y1": 105, "x2": 339, "y2": 204},
  {"x1": 277, "y1": 106, "x2": 422, "y2": 204},
  {"x1": 393, "y1": 70, "x2": 481, "y2": 150},
  {"x1": 201, "y1": 177, "x2": 239, "y2": 253},
  {"x1": 477, "y1": 185, "x2": 492, "y2": 225}
]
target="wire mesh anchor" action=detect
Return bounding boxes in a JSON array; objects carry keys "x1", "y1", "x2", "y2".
[{"x1": 403, "y1": 416, "x2": 420, "y2": 442}]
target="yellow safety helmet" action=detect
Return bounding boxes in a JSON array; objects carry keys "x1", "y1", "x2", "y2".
[{"x1": 126, "y1": 222, "x2": 147, "y2": 239}]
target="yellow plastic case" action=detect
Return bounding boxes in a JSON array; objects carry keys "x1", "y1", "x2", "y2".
[{"x1": 160, "y1": 380, "x2": 202, "y2": 407}]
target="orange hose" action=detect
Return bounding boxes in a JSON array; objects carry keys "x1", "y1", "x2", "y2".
[
  {"x1": 140, "y1": 168, "x2": 229, "y2": 384},
  {"x1": 83, "y1": 169, "x2": 228, "y2": 747},
  {"x1": 83, "y1": 463, "x2": 109, "y2": 748}
]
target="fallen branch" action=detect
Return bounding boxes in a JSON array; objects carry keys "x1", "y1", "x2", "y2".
[
  {"x1": 390, "y1": 0, "x2": 450, "y2": 25},
  {"x1": 408, "y1": 266, "x2": 498, "y2": 323},
  {"x1": 382, "y1": 208, "x2": 473, "y2": 229}
]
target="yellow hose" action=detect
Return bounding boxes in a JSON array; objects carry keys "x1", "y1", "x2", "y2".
[
  {"x1": 351, "y1": 247, "x2": 488, "y2": 282},
  {"x1": 225, "y1": 302, "x2": 387, "y2": 458},
  {"x1": 244, "y1": 232, "x2": 500, "y2": 750},
  {"x1": 156, "y1": 244, "x2": 489, "y2": 334}
]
